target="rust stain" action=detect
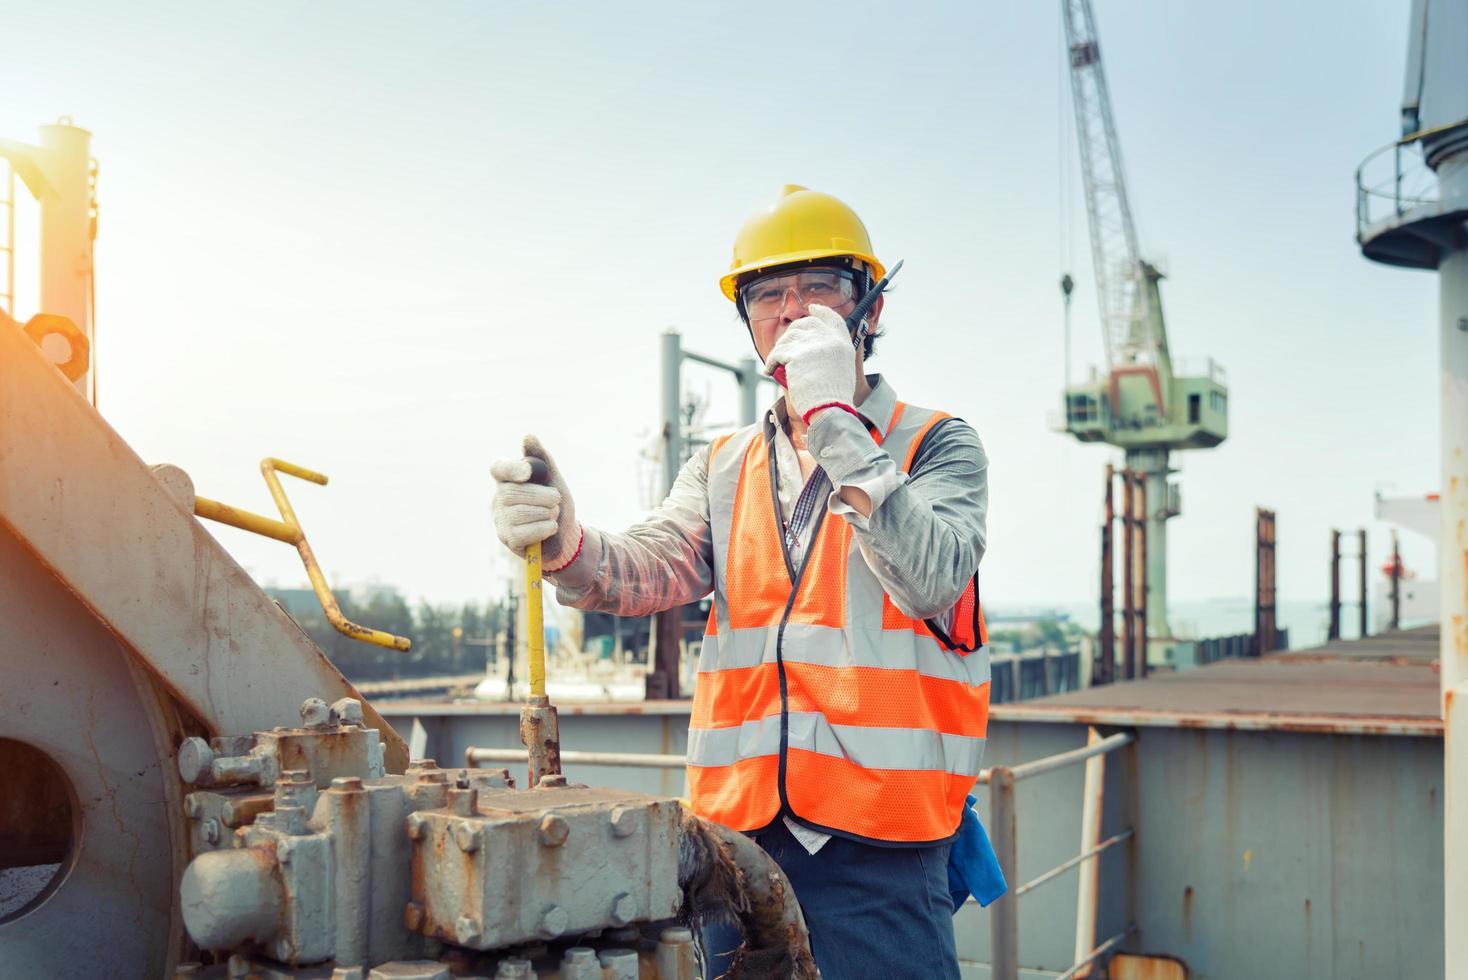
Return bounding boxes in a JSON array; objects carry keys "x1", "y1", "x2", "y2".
[{"x1": 1181, "y1": 885, "x2": 1194, "y2": 942}]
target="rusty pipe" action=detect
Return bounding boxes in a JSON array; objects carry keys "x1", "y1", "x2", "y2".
[{"x1": 677, "y1": 811, "x2": 816, "y2": 980}]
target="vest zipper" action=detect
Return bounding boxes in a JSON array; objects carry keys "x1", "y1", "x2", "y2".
[{"x1": 766, "y1": 437, "x2": 830, "y2": 822}]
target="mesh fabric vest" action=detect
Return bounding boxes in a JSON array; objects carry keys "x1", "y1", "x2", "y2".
[{"x1": 686, "y1": 401, "x2": 990, "y2": 845}]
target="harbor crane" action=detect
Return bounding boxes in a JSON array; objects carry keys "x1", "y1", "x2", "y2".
[{"x1": 1059, "y1": 0, "x2": 1229, "y2": 662}]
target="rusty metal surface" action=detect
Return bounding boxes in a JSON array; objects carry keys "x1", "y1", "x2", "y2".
[
  {"x1": 1003, "y1": 630, "x2": 1443, "y2": 736},
  {"x1": 0, "y1": 316, "x2": 407, "y2": 770},
  {"x1": 957, "y1": 717, "x2": 1443, "y2": 979},
  {"x1": 518, "y1": 697, "x2": 562, "y2": 787},
  {"x1": 0, "y1": 521, "x2": 179, "y2": 977}
]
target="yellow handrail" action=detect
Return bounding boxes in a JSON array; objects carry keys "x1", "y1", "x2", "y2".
[{"x1": 193, "y1": 457, "x2": 413, "y2": 652}]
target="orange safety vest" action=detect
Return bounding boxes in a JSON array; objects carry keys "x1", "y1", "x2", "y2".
[{"x1": 687, "y1": 401, "x2": 990, "y2": 845}]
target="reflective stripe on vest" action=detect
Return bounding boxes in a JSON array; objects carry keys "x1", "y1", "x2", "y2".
[{"x1": 687, "y1": 401, "x2": 991, "y2": 845}]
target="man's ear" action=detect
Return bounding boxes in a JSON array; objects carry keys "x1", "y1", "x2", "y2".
[{"x1": 867, "y1": 294, "x2": 885, "y2": 326}]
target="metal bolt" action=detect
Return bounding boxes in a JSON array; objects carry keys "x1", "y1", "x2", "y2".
[
  {"x1": 539, "y1": 904, "x2": 569, "y2": 937},
  {"x1": 494, "y1": 960, "x2": 533, "y2": 979},
  {"x1": 537, "y1": 773, "x2": 568, "y2": 788},
  {"x1": 598, "y1": 948, "x2": 639, "y2": 980},
  {"x1": 331, "y1": 776, "x2": 364, "y2": 791},
  {"x1": 539, "y1": 813, "x2": 569, "y2": 847},
  {"x1": 560, "y1": 948, "x2": 599, "y2": 980},
  {"x1": 177, "y1": 737, "x2": 215, "y2": 785},
  {"x1": 329, "y1": 697, "x2": 364, "y2": 726},
  {"x1": 276, "y1": 840, "x2": 293, "y2": 865},
  {"x1": 453, "y1": 821, "x2": 482, "y2": 853},
  {"x1": 403, "y1": 901, "x2": 425, "y2": 931},
  {"x1": 609, "y1": 805, "x2": 640, "y2": 838},
  {"x1": 272, "y1": 938, "x2": 293, "y2": 962},
  {"x1": 407, "y1": 758, "x2": 439, "y2": 771},
  {"x1": 609, "y1": 892, "x2": 637, "y2": 927},
  {"x1": 405, "y1": 813, "x2": 428, "y2": 841},
  {"x1": 201, "y1": 818, "x2": 221, "y2": 845},
  {"x1": 449, "y1": 786, "x2": 478, "y2": 816},
  {"x1": 274, "y1": 804, "x2": 307, "y2": 835},
  {"x1": 661, "y1": 926, "x2": 693, "y2": 943},
  {"x1": 183, "y1": 794, "x2": 204, "y2": 819},
  {"x1": 299, "y1": 697, "x2": 331, "y2": 727},
  {"x1": 455, "y1": 914, "x2": 482, "y2": 946}
]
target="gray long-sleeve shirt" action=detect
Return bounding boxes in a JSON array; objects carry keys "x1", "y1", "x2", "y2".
[{"x1": 549, "y1": 375, "x2": 988, "y2": 624}]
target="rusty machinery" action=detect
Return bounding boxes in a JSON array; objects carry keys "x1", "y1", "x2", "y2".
[{"x1": 0, "y1": 314, "x2": 814, "y2": 977}]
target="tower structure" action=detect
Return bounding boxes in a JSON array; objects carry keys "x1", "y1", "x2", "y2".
[
  {"x1": 1059, "y1": 0, "x2": 1228, "y2": 661},
  {"x1": 0, "y1": 117, "x2": 97, "y2": 402},
  {"x1": 1353, "y1": 1, "x2": 1468, "y2": 971}
]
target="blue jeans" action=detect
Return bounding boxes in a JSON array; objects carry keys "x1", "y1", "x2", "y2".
[{"x1": 704, "y1": 820, "x2": 960, "y2": 980}]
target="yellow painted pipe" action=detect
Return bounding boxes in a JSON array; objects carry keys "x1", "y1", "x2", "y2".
[
  {"x1": 526, "y1": 540, "x2": 546, "y2": 697},
  {"x1": 193, "y1": 496, "x2": 298, "y2": 544},
  {"x1": 193, "y1": 458, "x2": 412, "y2": 652}
]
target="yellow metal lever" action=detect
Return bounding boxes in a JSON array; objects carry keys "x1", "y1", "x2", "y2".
[
  {"x1": 193, "y1": 457, "x2": 413, "y2": 652},
  {"x1": 524, "y1": 457, "x2": 551, "y2": 698}
]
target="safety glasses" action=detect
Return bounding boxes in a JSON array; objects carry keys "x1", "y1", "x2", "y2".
[{"x1": 739, "y1": 267, "x2": 856, "y2": 320}]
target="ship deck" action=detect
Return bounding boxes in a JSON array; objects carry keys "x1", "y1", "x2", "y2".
[{"x1": 998, "y1": 624, "x2": 1442, "y2": 736}]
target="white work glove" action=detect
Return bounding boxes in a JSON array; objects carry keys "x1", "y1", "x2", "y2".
[
  {"x1": 490, "y1": 435, "x2": 582, "y2": 570},
  {"x1": 765, "y1": 304, "x2": 858, "y2": 423}
]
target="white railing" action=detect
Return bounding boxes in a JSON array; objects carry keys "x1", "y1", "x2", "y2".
[
  {"x1": 982, "y1": 729, "x2": 1137, "y2": 980},
  {"x1": 1355, "y1": 117, "x2": 1468, "y2": 236}
]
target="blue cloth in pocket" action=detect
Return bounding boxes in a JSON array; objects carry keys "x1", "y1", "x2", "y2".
[{"x1": 947, "y1": 794, "x2": 1007, "y2": 909}]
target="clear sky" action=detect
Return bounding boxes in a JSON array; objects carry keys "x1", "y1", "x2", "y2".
[{"x1": 3, "y1": 1, "x2": 1441, "y2": 622}]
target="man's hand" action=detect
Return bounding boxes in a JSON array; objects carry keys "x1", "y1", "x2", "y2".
[
  {"x1": 490, "y1": 435, "x2": 582, "y2": 570},
  {"x1": 765, "y1": 305, "x2": 858, "y2": 423}
]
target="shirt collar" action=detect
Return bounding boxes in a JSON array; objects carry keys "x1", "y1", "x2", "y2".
[{"x1": 761, "y1": 374, "x2": 899, "y2": 442}]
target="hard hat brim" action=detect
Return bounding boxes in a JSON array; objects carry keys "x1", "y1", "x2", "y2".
[{"x1": 720, "y1": 248, "x2": 886, "y2": 301}]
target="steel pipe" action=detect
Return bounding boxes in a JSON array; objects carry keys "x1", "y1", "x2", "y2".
[
  {"x1": 1008, "y1": 731, "x2": 1134, "y2": 781},
  {"x1": 1016, "y1": 829, "x2": 1134, "y2": 897},
  {"x1": 466, "y1": 746, "x2": 686, "y2": 769}
]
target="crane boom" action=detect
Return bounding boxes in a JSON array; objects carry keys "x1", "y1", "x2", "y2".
[
  {"x1": 1055, "y1": 0, "x2": 1229, "y2": 671},
  {"x1": 1062, "y1": 0, "x2": 1162, "y2": 373}
]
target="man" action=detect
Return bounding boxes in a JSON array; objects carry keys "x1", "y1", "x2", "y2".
[{"x1": 491, "y1": 185, "x2": 990, "y2": 978}]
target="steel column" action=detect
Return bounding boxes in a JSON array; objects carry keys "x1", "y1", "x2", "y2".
[
  {"x1": 1359, "y1": 528, "x2": 1370, "y2": 638},
  {"x1": 1255, "y1": 509, "x2": 1278, "y2": 656},
  {"x1": 738, "y1": 355, "x2": 759, "y2": 427},
  {"x1": 1121, "y1": 471, "x2": 1135, "y2": 680},
  {"x1": 1329, "y1": 529, "x2": 1342, "y2": 641},
  {"x1": 989, "y1": 767, "x2": 1018, "y2": 980},
  {"x1": 660, "y1": 330, "x2": 682, "y2": 496},
  {"x1": 1098, "y1": 465, "x2": 1115, "y2": 685},
  {"x1": 1136, "y1": 475, "x2": 1148, "y2": 678},
  {"x1": 1441, "y1": 191, "x2": 1468, "y2": 979}
]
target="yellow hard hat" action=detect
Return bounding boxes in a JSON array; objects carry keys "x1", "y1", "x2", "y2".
[{"x1": 719, "y1": 185, "x2": 886, "y2": 301}]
